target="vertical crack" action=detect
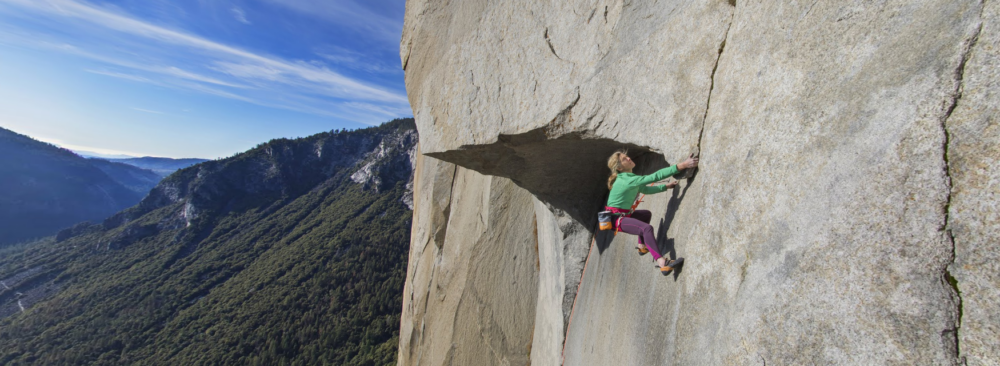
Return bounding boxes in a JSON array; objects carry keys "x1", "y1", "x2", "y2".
[
  {"x1": 940, "y1": 5, "x2": 984, "y2": 362},
  {"x1": 533, "y1": 214, "x2": 540, "y2": 270},
  {"x1": 402, "y1": 39, "x2": 413, "y2": 71},
  {"x1": 696, "y1": 10, "x2": 735, "y2": 157},
  {"x1": 945, "y1": 269, "x2": 964, "y2": 359},
  {"x1": 433, "y1": 165, "x2": 459, "y2": 249}
]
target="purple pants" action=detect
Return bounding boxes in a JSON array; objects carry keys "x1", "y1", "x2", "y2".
[{"x1": 617, "y1": 210, "x2": 662, "y2": 259}]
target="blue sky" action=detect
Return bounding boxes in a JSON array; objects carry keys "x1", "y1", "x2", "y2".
[{"x1": 0, "y1": 0, "x2": 409, "y2": 159}]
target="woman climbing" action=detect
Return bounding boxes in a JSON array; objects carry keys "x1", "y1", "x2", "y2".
[{"x1": 605, "y1": 150, "x2": 698, "y2": 275}]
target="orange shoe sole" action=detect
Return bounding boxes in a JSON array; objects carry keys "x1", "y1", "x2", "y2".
[{"x1": 660, "y1": 258, "x2": 684, "y2": 276}]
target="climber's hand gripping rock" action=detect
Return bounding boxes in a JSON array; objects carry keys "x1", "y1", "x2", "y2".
[{"x1": 677, "y1": 153, "x2": 699, "y2": 170}]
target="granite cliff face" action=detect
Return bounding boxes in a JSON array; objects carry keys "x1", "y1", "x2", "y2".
[{"x1": 399, "y1": 0, "x2": 998, "y2": 365}]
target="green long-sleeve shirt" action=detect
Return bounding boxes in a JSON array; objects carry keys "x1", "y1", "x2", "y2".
[{"x1": 606, "y1": 165, "x2": 681, "y2": 209}]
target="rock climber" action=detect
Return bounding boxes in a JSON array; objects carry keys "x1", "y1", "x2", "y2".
[{"x1": 605, "y1": 150, "x2": 698, "y2": 275}]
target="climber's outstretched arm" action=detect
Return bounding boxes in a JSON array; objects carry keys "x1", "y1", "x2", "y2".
[
  {"x1": 639, "y1": 181, "x2": 678, "y2": 195},
  {"x1": 631, "y1": 154, "x2": 700, "y2": 186}
]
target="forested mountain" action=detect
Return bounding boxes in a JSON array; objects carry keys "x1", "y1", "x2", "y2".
[
  {"x1": 0, "y1": 127, "x2": 153, "y2": 246},
  {"x1": 0, "y1": 118, "x2": 417, "y2": 365},
  {"x1": 105, "y1": 157, "x2": 209, "y2": 177}
]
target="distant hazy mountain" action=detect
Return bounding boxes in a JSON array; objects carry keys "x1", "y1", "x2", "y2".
[
  {"x1": 0, "y1": 119, "x2": 417, "y2": 365},
  {"x1": 86, "y1": 158, "x2": 163, "y2": 194},
  {"x1": 0, "y1": 127, "x2": 147, "y2": 246},
  {"x1": 72, "y1": 150, "x2": 137, "y2": 159},
  {"x1": 107, "y1": 157, "x2": 209, "y2": 176}
]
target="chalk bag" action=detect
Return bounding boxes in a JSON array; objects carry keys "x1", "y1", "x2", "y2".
[{"x1": 598, "y1": 211, "x2": 617, "y2": 231}]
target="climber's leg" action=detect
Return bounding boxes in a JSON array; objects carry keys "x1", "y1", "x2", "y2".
[
  {"x1": 630, "y1": 210, "x2": 652, "y2": 247},
  {"x1": 631, "y1": 210, "x2": 652, "y2": 223},
  {"x1": 618, "y1": 217, "x2": 661, "y2": 260}
]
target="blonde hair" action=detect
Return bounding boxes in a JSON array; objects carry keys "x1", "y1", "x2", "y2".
[{"x1": 607, "y1": 149, "x2": 628, "y2": 190}]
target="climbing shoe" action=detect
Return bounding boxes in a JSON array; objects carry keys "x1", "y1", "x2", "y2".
[
  {"x1": 660, "y1": 257, "x2": 684, "y2": 276},
  {"x1": 636, "y1": 245, "x2": 649, "y2": 255}
]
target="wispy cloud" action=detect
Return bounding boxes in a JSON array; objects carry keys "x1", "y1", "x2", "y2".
[
  {"x1": 84, "y1": 69, "x2": 153, "y2": 83},
  {"x1": 159, "y1": 66, "x2": 247, "y2": 88},
  {"x1": 315, "y1": 44, "x2": 402, "y2": 75},
  {"x1": 0, "y1": 0, "x2": 410, "y2": 124},
  {"x1": 260, "y1": 0, "x2": 403, "y2": 47},
  {"x1": 344, "y1": 101, "x2": 414, "y2": 118},
  {"x1": 176, "y1": 82, "x2": 260, "y2": 104},
  {"x1": 231, "y1": 7, "x2": 250, "y2": 25},
  {"x1": 132, "y1": 107, "x2": 164, "y2": 114},
  {"x1": 212, "y1": 61, "x2": 283, "y2": 82}
]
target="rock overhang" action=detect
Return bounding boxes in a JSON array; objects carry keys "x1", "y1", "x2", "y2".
[{"x1": 425, "y1": 127, "x2": 668, "y2": 227}]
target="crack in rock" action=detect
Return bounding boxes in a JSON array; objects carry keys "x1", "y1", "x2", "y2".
[
  {"x1": 940, "y1": 4, "x2": 984, "y2": 362},
  {"x1": 433, "y1": 165, "x2": 459, "y2": 250},
  {"x1": 697, "y1": 10, "x2": 735, "y2": 155}
]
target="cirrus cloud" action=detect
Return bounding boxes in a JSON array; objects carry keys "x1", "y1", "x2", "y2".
[{"x1": 0, "y1": 0, "x2": 410, "y2": 125}]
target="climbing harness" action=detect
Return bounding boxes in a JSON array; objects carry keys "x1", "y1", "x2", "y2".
[
  {"x1": 597, "y1": 193, "x2": 646, "y2": 235},
  {"x1": 617, "y1": 193, "x2": 645, "y2": 235}
]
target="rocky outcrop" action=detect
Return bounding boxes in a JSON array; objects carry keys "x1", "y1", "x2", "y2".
[
  {"x1": 400, "y1": 0, "x2": 998, "y2": 365},
  {"x1": 350, "y1": 128, "x2": 420, "y2": 193}
]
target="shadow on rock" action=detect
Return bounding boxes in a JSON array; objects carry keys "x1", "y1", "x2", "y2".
[
  {"x1": 657, "y1": 176, "x2": 694, "y2": 281},
  {"x1": 595, "y1": 229, "x2": 615, "y2": 254},
  {"x1": 427, "y1": 128, "x2": 665, "y2": 234}
]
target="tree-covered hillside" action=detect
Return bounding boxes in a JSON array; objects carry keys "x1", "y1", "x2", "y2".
[
  {"x1": 0, "y1": 127, "x2": 149, "y2": 246},
  {"x1": 0, "y1": 119, "x2": 417, "y2": 366}
]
